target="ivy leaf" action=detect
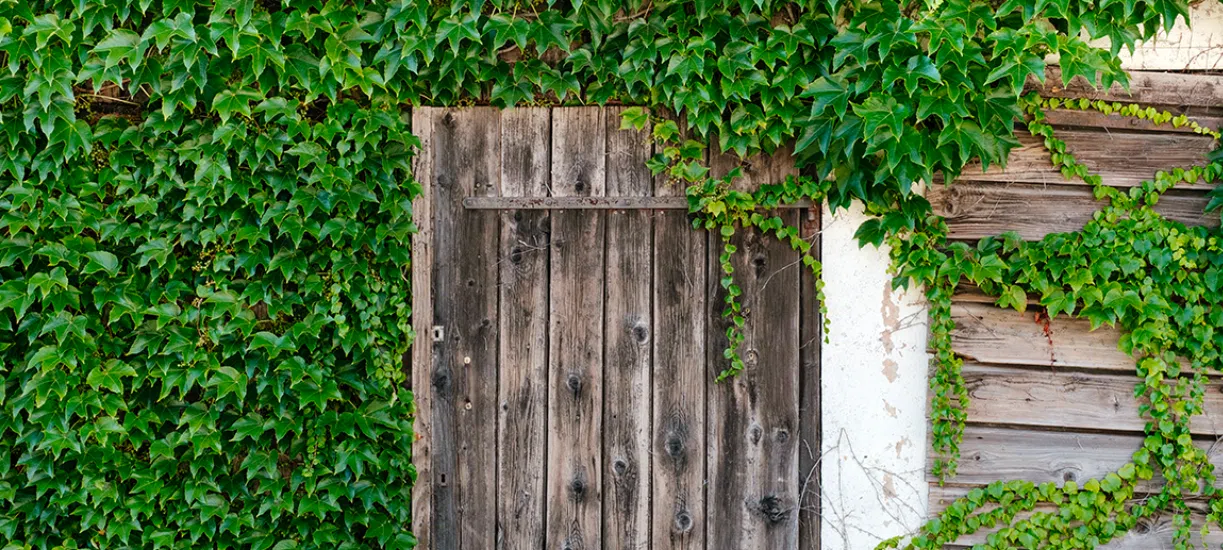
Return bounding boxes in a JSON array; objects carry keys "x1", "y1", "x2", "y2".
[
  {"x1": 209, "y1": 366, "x2": 249, "y2": 402},
  {"x1": 212, "y1": 89, "x2": 265, "y2": 123},
  {"x1": 620, "y1": 107, "x2": 649, "y2": 131},
  {"x1": 93, "y1": 29, "x2": 145, "y2": 68},
  {"x1": 86, "y1": 361, "x2": 137, "y2": 393},
  {"x1": 82, "y1": 251, "x2": 119, "y2": 276},
  {"x1": 802, "y1": 76, "x2": 851, "y2": 118}
]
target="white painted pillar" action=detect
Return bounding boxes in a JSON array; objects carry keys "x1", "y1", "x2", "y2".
[{"x1": 819, "y1": 203, "x2": 929, "y2": 549}]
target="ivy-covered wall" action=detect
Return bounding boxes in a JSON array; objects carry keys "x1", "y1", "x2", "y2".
[{"x1": 0, "y1": 3, "x2": 417, "y2": 548}]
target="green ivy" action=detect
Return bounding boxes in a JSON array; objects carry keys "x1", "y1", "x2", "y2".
[
  {"x1": 0, "y1": 2, "x2": 418, "y2": 548},
  {"x1": 879, "y1": 95, "x2": 1223, "y2": 548}
]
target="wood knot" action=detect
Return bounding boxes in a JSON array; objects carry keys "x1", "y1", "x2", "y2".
[
  {"x1": 432, "y1": 370, "x2": 450, "y2": 392},
  {"x1": 752, "y1": 254, "x2": 768, "y2": 275},
  {"x1": 674, "y1": 510, "x2": 693, "y2": 533},
  {"x1": 631, "y1": 323, "x2": 649, "y2": 344},
  {"x1": 774, "y1": 428, "x2": 789, "y2": 444},
  {"x1": 569, "y1": 477, "x2": 586, "y2": 501},
  {"x1": 613, "y1": 459, "x2": 628, "y2": 476},
  {"x1": 756, "y1": 495, "x2": 790, "y2": 524},
  {"x1": 749, "y1": 425, "x2": 763, "y2": 445},
  {"x1": 665, "y1": 435, "x2": 684, "y2": 457},
  {"x1": 566, "y1": 373, "x2": 582, "y2": 396},
  {"x1": 574, "y1": 179, "x2": 586, "y2": 193},
  {"x1": 442, "y1": 112, "x2": 456, "y2": 127},
  {"x1": 509, "y1": 246, "x2": 524, "y2": 265},
  {"x1": 1062, "y1": 471, "x2": 1077, "y2": 482}
]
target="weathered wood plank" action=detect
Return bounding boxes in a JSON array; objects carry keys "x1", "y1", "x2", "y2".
[
  {"x1": 409, "y1": 106, "x2": 435, "y2": 550},
  {"x1": 547, "y1": 107, "x2": 607, "y2": 550},
  {"x1": 949, "y1": 301, "x2": 1133, "y2": 372},
  {"x1": 941, "y1": 425, "x2": 1223, "y2": 494},
  {"x1": 929, "y1": 182, "x2": 1216, "y2": 241},
  {"x1": 602, "y1": 106, "x2": 653, "y2": 550},
  {"x1": 961, "y1": 363, "x2": 1223, "y2": 435},
  {"x1": 706, "y1": 147, "x2": 802, "y2": 550},
  {"x1": 1041, "y1": 108, "x2": 1223, "y2": 134},
  {"x1": 936, "y1": 483, "x2": 1223, "y2": 549},
  {"x1": 797, "y1": 189, "x2": 821, "y2": 550},
  {"x1": 958, "y1": 130, "x2": 1215, "y2": 189},
  {"x1": 431, "y1": 107, "x2": 502, "y2": 549},
  {"x1": 1033, "y1": 67, "x2": 1223, "y2": 109},
  {"x1": 464, "y1": 196, "x2": 814, "y2": 210},
  {"x1": 496, "y1": 107, "x2": 551, "y2": 550},
  {"x1": 652, "y1": 115, "x2": 708, "y2": 550}
]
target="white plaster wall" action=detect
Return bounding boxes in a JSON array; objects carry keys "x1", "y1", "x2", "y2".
[
  {"x1": 816, "y1": 5, "x2": 1223, "y2": 548},
  {"x1": 819, "y1": 203, "x2": 929, "y2": 549},
  {"x1": 1113, "y1": 1, "x2": 1223, "y2": 70}
]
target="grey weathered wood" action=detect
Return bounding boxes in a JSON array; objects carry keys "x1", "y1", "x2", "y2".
[
  {"x1": 706, "y1": 147, "x2": 802, "y2": 550},
  {"x1": 929, "y1": 182, "x2": 1216, "y2": 241},
  {"x1": 1033, "y1": 67, "x2": 1223, "y2": 108},
  {"x1": 410, "y1": 107, "x2": 435, "y2": 550},
  {"x1": 431, "y1": 107, "x2": 502, "y2": 549},
  {"x1": 463, "y1": 196, "x2": 817, "y2": 210},
  {"x1": 937, "y1": 481, "x2": 1223, "y2": 549},
  {"x1": 496, "y1": 107, "x2": 551, "y2": 550},
  {"x1": 949, "y1": 301, "x2": 1134, "y2": 372},
  {"x1": 961, "y1": 363, "x2": 1223, "y2": 435},
  {"x1": 547, "y1": 107, "x2": 607, "y2": 550},
  {"x1": 796, "y1": 192, "x2": 821, "y2": 550},
  {"x1": 652, "y1": 114, "x2": 708, "y2": 550},
  {"x1": 1041, "y1": 108, "x2": 1223, "y2": 134},
  {"x1": 940, "y1": 425, "x2": 1223, "y2": 494},
  {"x1": 957, "y1": 129, "x2": 1216, "y2": 189},
  {"x1": 937, "y1": 487, "x2": 1223, "y2": 549},
  {"x1": 602, "y1": 106, "x2": 654, "y2": 550}
]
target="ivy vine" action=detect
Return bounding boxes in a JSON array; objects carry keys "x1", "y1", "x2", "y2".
[{"x1": 874, "y1": 96, "x2": 1223, "y2": 548}]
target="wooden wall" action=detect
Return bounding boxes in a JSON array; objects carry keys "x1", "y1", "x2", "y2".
[{"x1": 929, "y1": 70, "x2": 1223, "y2": 548}]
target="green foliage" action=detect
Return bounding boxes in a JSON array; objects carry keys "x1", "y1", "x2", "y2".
[
  {"x1": 0, "y1": 2, "x2": 417, "y2": 548},
  {"x1": 882, "y1": 94, "x2": 1223, "y2": 548}
]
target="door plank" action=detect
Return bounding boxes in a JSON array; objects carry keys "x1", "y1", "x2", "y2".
[
  {"x1": 602, "y1": 107, "x2": 654, "y2": 550},
  {"x1": 651, "y1": 114, "x2": 708, "y2": 550},
  {"x1": 547, "y1": 107, "x2": 607, "y2": 550},
  {"x1": 706, "y1": 148, "x2": 803, "y2": 550},
  {"x1": 796, "y1": 179, "x2": 821, "y2": 550},
  {"x1": 651, "y1": 219, "x2": 709, "y2": 550},
  {"x1": 410, "y1": 106, "x2": 435, "y2": 550},
  {"x1": 497, "y1": 107, "x2": 551, "y2": 550},
  {"x1": 431, "y1": 107, "x2": 501, "y2": 550}
]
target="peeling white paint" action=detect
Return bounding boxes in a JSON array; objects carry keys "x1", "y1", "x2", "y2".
[
  {"x1": 1112, "y1": 2, "x2": 1223, "y2": 70},
  {"x1": 820, "y1": 203, "x2": 928, "y2": 549}
]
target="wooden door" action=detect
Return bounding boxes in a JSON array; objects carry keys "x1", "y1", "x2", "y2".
[{"x1": 410, "y1": 106, "x2": 821, "y2": 550}]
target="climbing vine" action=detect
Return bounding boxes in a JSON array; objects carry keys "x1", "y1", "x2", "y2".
[
  {"x1": 0, "y1": 0, "x2": 1217, "y2": 548},
  {"x1": 871, "y1": 96, "x2": 1223, "y2": 547}
]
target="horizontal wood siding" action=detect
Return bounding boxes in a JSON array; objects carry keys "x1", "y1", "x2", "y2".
[{"x1": 931, "y1": 70, "x2": 1223, "y2": 548}]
